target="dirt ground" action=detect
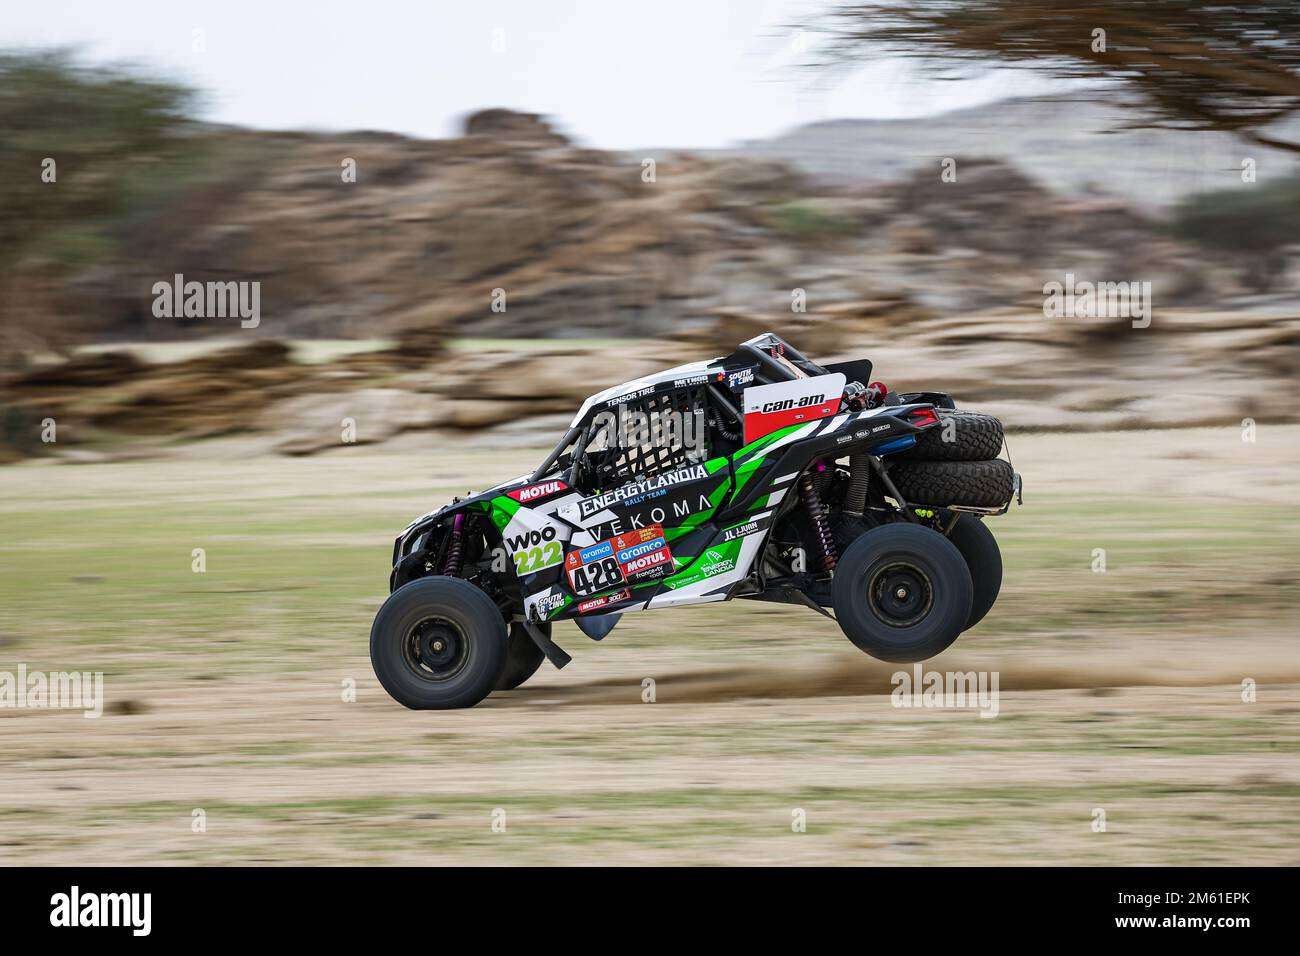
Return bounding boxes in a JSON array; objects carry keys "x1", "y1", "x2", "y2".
[{"x1": 1, "y1": 427, "x2": 1297, "y2": 865}]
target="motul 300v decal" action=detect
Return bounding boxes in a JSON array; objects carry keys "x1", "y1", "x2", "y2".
[
  {"x1": 576, "y1": 589, "x2": 630, "y2": 614},
  {"x1": 742, "y1": 372, "x2": 845, "y2": 443}
]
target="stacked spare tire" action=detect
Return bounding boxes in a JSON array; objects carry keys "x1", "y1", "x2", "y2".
[{"x1": 889, "y1": 410, "x2": 1015, "y2": 510}]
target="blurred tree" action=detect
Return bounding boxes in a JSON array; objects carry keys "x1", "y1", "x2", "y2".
[
  {"x1": 0, "y1": 50, "x2": 199, "y2": 358},
  {"x1": 1170, "y1": 173, "x2": 1300, "y2": 290},
  {"x1": 823, "y1": 1, "x2": 1300, "y2": 154}
]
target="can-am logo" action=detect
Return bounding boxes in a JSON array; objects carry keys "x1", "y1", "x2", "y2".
[
  {"x1": 506, "y1": 480, "x2": 569, "y2": 503},
  {"x1": 760, "y1": 393, "x2": 826, "y2": 413}
]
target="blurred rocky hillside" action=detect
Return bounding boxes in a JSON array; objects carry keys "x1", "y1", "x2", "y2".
[
  {"x1": 4, "y1": 107, "x2": 1299, "y2": 460},
  {"x1": 12, "y1": 106, "x2": 1300, "y2": 348}
]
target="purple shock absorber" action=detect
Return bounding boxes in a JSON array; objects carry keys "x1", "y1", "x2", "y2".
[
  {"x1": 441, "y1": 513, "x2": 466, "y2": 576},
  {"x1": 799, "y1": 460, "x2": 837, "y2": 572}
]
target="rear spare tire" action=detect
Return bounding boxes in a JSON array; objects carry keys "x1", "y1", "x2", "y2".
[
  {"x1": 887, "y1": 458, "x2": 1014, "y2": 509},
  {"x1": 903, "y1": 410, "x2": 1004, "y2": 461}
]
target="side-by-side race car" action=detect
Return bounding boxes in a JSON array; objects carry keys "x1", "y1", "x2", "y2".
[{"x1": 371, "y1": 333, "x2": 1022, "y2": 708}]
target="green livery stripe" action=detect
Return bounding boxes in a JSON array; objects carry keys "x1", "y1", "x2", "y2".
[
  {"x1": 661, "y1": 471, "x2": 734, "y2": 542},
  {"x1": 734, "y1": 425, "x2": 800, "y2": 464},
  {"x1": 544, "y1": 595, "x2": 572, "y2": 620},
  {"x1": 488, "y1": 495, "x2": 521, "y2": 531},
  {"x1": 731, "y1": 453, "x2": 768, "y2": 498},
  {"x1": 662, "y1": 535, "x2": 744, "y2": 590}
]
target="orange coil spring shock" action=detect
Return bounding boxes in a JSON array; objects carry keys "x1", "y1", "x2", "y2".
[{"x1": 798, "y1": 469, "x2": 837, "y2": 571}]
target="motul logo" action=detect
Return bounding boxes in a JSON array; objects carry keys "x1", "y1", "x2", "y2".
[
  {"x1": 507, "y1": 480, "x2": 569, "y2": 503},
  {"x1": 624, "y1": 550, "x2": 669, "y2": 574}
]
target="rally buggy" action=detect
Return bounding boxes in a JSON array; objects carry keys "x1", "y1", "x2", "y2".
[{"x1": 372, "y1": 332, "x2": 1022, "y2": 709}]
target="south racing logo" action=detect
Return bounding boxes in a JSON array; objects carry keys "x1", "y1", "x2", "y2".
[{"x1": 50, "y1": 886, "x2": 151, "y2": 936}]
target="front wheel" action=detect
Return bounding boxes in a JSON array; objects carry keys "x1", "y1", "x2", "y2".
[
  {"x1": 832, "y1": 524, "x2": 973, "y2": 663},
  {"x1": 370, "y1": 577, "x2": 508, "y2": 709}
]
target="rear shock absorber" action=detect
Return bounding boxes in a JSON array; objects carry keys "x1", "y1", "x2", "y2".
[
  {"x1": 798, "y1": 465, "x2": 837, "y2": 572},
  {"x1": 441, "y1": 513, "x2": 466, "y2": 576},
  {"x1": 843, "y1": 453, "x2": 870, "y2": 517}
]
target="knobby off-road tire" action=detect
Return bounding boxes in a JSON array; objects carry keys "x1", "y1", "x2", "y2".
[
  {"x1": 943, "y1": 513, "x2": 1003, "y2": 630},
  {"x1": 833, "y1": 524, "x2": 973, "y2": 663},
  {"x1": 370, "y1": 577, "x2": 508, "y2": 709},
  {"x1": 888, "y1": 458, "x2": 1015, "y2": 509},
  {"x1": 903, "y1": 410, "x2": 1004, "y2": 461},
  {"x1": 496, "y1": 622, "x2": 547, "y2": 691}
]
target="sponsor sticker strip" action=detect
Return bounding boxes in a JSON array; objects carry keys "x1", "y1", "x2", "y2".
[
  {"x1": 575, "y1": 464, "x2": 709, "y2": 518},
  {"x1": 565, "y1": 524, "x2": 673, "y2": 596},
  {"x1": 576, "y1": 589, "x2": 630, "y2": 614}
]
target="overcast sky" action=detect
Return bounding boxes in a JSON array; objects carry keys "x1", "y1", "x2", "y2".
[{"x1": 5, "y1": 0, "x2": 1061, "y2": 148}]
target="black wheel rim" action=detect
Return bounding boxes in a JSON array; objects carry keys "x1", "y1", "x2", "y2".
[
  {"x1": 403, "y1": 617, "x2": 470, "y2": 682},
  {"x1": 867, "y1": 561, "x2": 934, "y2": 628}
]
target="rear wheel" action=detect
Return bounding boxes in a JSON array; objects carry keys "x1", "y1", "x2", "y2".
[
  {"x1": 943, "y1": 513, "x2": 1002, "y2": 630},
  {"x1": 832, "y1": 524, "x2": 973, "y2": 663},
  {"x1": 370, "y1": 577, "x2": 507, "y2": 709}
]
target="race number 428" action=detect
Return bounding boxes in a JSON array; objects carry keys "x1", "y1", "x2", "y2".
[{"x1": 569, "y1": 556, "x2": 624, "y2": 596}]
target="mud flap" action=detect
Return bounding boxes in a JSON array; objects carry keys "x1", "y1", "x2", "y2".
[
  {"x1": 521, "y1": 621, "x2": 572, "y2": 670},
  {"x1": 576, "y1": 612, "x2": 621, "y2": 641}
]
